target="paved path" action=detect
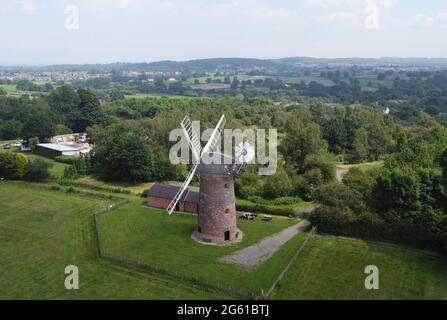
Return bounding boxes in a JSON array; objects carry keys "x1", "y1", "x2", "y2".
[{"x1": 218, "y1": 220, "x2": 309, "y2": 268}]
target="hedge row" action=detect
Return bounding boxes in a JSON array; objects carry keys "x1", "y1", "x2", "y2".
[
  {"x1": 236, "y1": 202, "x2": 297, "y2": 217},
  {"x1": 54, "y1": 156, "x2": 80, "y2": 165},
  {"x1": 58, "y1": 180, "x2": 132, "y2": 195},
  {"x1": 309, "y1": 207, "x2": 446, "y2": 254}
]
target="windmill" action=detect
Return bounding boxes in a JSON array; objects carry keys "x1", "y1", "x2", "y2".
[{"x1": 167, "y1": 115, "x2": 246, "y2": 244}]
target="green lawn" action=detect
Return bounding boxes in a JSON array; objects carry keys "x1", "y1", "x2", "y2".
[
  {"x1": 97, "y1": 199, "x2": 307, "y2": 295},
  {"x1": 0, "y1": 182, "x2": 229, "y2": 299},
  {"x1": 271, "y1": 236, "x2": 447, "y2": 300}
]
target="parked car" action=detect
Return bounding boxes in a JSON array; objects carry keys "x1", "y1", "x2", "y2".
[{"x1": 3, "y1": 143, "x2": 12, "y2": 150}]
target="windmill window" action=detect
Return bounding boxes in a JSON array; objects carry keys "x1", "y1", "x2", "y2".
[
  {"x1": 198, "y1": 226, "x2": 202, "y2": 233},
  {"x1": 225, "y1": 208, "x2": 230, "y2": 214},
  {"x1": 224, "y1": 183, "x2": 229, "y2": 189}
]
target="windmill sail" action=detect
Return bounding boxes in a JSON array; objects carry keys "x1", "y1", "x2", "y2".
[
  {"x1": 166, "y1": 115, "x2": 226, "y2": 215},
  {"x1": 202, "y1": 115, "x2": 226, "y2": 155},
  {"x1": 181, "y1": 115, "x2": 201, "y2": 162},
  {"x1": 166, "y1": 163, "x2": 198, "y2": 215}
]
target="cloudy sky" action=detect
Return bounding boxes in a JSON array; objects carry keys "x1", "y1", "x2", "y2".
[{"x1": 0, "y1": 0, "x2": 446, "y2": 65}]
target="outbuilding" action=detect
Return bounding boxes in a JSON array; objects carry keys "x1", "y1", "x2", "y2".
[
  {"x1": 147, "y1": 183, "x2": 199, "y2": 214},
  {"x1": 35, "y1": 143, "x2": 80, "y2": 158}
]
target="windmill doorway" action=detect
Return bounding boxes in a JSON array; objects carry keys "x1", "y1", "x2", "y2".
[{"x1": 224, "y1": 231, "x2": 230, "y2": 241}]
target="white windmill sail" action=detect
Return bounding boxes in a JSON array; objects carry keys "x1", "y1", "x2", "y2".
[{"x1": 166, "y1": 115, "x2": 226, "y2": 215}]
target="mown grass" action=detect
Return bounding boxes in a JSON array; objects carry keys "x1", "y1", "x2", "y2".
[
  {"x1": 97, "y1": 199, "x2": 307, "y2": 295},
  {"x1": 271, "y1": 235, "x2": 447, "y2": 300},
  {"x1": 0, "y1": 182, "x2": 229, "y2": 299}
]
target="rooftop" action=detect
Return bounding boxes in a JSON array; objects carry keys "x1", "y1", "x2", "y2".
[
  {"x1": 148, "y1": 183, "x2": 199, "y2": 204},
  {"x1": 36, "y1": 143, "x2": 79, "y2": 152}
]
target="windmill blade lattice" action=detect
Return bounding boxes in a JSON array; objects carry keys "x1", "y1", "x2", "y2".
[{"x1": 166, "y1": 115, "x2": 226, "y2": 215}]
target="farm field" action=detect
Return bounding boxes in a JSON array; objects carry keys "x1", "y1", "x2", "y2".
[
  {"x1": 97, "y1": 199, "x2": 308, "y2": 295},
  {"x1": 271, "y1": 236, "x2": 447, "y2": 300},
  {"x1": 0, "y1": 182, "x2": 229, "y2": 299}
]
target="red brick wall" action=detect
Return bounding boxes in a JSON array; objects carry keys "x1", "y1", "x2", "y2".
[
  {"x1": 196, "y1": 175, "x2": 238, "y2": 243},
  {"x1": 184, "y1": 202, "x2": 198, "y2": 214},
  {"x1": 147, "y1": 196, "x2": 171, "y2": 209}
]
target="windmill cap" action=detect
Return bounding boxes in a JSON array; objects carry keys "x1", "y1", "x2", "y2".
[{"x1": 198, "y1": 152, "x2": 241, "y2": 176}]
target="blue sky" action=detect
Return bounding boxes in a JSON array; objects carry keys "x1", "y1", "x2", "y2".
[{"x1": 0, "y1": 0, "x2": 446, "y2": 65}]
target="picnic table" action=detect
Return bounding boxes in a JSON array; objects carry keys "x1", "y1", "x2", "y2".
[
  {"x1": 239, "y1": 212, "x2": 257, "y2": 220},
  {"x1": 262, "y1": 214, "x2": 273, "y2": 222}
]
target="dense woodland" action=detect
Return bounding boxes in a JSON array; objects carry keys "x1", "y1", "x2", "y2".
[{"x1": 0, "y1": 83, "x2": 446, "y2": 254}]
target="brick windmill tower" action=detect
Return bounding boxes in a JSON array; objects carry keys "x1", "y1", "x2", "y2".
[{"x1": 167, "y1": 115, "x2": 246, "y2": 244}]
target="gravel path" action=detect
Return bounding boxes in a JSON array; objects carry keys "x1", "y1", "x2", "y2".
[
  {"x1": 218, "y1": 220, "x2": 309, "y2": 268},
  {"x1": 336, "y1": 168, "x2": 349, "y2": 183}
]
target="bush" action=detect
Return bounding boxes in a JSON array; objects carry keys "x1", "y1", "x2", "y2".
[
  {"x1": 0, "y1": 153, "x2": 28, "y2": 180},
  {"x1": 263, "y1": 171, "x2": 293, "y2": 199},
  {"x1": 23, "y1": 159, "x2": 52, "y2": 182}
]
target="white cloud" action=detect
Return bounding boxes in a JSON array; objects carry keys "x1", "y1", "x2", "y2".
[
  {"x1": 77, "y1": 0, "x2": 176, "y2": 15},
  {"x1": 193, "y1": 0, "x2": 292, "y2": 21},
  {"x1": 304, "y1": 0, "x2": 398, "y2": 24},
  {"x1": 412, "y1": 14, "x2": 434, "y2": 28},
  {"x1": 17, "y1": 0, "x2": 39, "y2": 15},
  {"x1": 438, "y1": 11, "x2": 447, "y2": 25},
  {"x1": 411, "y1": 11, "x2": 447, "y2": 28}
]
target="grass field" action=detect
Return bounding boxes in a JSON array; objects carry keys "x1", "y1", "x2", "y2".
[
  {"x1": 97, "y1": 199, "x2": 307, "y2": 295},
  {"x1": 271, "y1": 236, "x2": 447, "y2": 300},
  {"x1": 0, "y1": 182, "x2": 231, "y2": 299}
]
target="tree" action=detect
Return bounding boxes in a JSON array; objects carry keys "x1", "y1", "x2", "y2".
[
  {"x1": 263, "y1": 171, "x2": 293, "y2": 199},
  {"x1": 92, "y1": 132, "x2": 155, "y2": 183},
  {"x1": 21, "y1": 102, "x2": 56, "y2": 141},
  {"x1": 0, "y1": 87, "x2": 6, "y2": 96},
  {"x1": 70, "y1": 89, "x2": 109, "y2": 132},
  {"x1": 47, "y1": 85, "x2": 80, "y2": 125},
  {"x1": 282, "y1": 116, "x2": 328, "y2": 171},
  {"x1": 0, "y1": 119, "x2": 23, "y2": 140},
  {"x1": 15, "y1": 153, "x2": 28, "y2": 179},
  {"x1": 24, "y1": 159, "x2": 52, "y2": 182},
  {"x1": 235, "y1": 170, "x2": 263, "y2": 199},
  {"x1": 0, "y1": 153, "x2": 19, "y2": 180},
  {"x1": 28, "y1": 137, "x2": 40, "y2": 152},
  {"x1": 348, "y1": 128, "x2": 368, "y2": 163},
  {"x1": 303, "y1": 153, "x2": 336, "y2": 184}
]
